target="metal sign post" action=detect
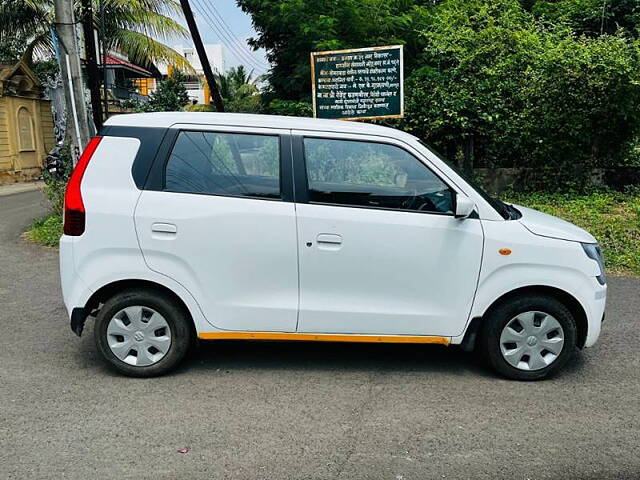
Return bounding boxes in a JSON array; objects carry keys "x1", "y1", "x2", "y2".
[{"x1": 311, "y1": 45, "x2": 403, "y2": 121}]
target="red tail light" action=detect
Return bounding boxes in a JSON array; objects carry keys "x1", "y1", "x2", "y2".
[{"x1": 63, "y1": 136, "x2": 103, "y2": 236}]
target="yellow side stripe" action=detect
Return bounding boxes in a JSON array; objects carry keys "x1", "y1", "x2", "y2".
[{"x1": 198, "y1": 331, "x2": 450, "y2": 345}]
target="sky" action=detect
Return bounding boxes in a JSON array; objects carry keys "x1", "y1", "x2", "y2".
[{"x1": 169, "y1": 0, "x2": 270, "y2": 75}]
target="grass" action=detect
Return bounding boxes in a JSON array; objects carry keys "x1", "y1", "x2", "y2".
[
  {"x1": 503, "y1": 190, "x2": 640, "y2": 276},
  {"x1": 25, "y1": 214, "x2": 63, "y2": 247},
  {"x1": 25, "y1": 190, "x2": 640, "y2": 276}
]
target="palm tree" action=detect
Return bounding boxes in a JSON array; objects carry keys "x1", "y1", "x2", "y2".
[
  {"x1": 212, "y1": 65, "x2": 261, "y2": 113},
  {"x1": 0, "y1": 0, "x2": 192, "y2": 72},
  {"x1": 0, "y1": 0, "x2": 52, "y2": 63},
  {"x1": 215, "y1": 65, "x2": 260, "y2": 100}
]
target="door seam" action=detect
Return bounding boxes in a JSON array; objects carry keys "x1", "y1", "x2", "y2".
[{"x1": 290, "y1": 129, "x2": 302, "y2": 331}]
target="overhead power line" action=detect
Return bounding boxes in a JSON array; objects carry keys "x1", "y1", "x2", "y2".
[
  {"x1": 202, "y1": 0, "x2": 270, "y2": 69},
  {"x1": 191, "y1": 0, "x2": 269, "y2": 73},
  {"x1": 179, "y1": 0, "x2": 225, "y2": 111},
  {"x1": 192, "y1": 0, "x2": 267, "y2": 73},
  {"x1": 194, "y1": 0, "x2": 269, "y2": 71}
]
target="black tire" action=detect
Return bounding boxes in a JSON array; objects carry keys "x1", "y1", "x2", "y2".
[
  {"x1": 478, "y1": 294, "x2": 577, "y2": 380},
  {"x1": 94, "y1": 288, "x2": 193, "y2": 377}
]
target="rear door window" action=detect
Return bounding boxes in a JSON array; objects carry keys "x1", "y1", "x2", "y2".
[{"x1": 165, "y1": 130, "x2": 280, "y2": 199}]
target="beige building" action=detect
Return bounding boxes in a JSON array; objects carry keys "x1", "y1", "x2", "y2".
[{"x1": 0, "y1": 61, "x2": 55, "y2": 184}]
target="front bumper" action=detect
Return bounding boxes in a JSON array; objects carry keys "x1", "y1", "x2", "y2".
[
  {"x1": 584, "y1": 282, "x2": 606, "y2": 348},
  {"x1": 70, "y1": 307, "x2": 87, "y2": 336}
]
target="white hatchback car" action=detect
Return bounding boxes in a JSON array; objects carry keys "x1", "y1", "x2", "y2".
[{"x1": 60, "y1": 113, "x2": 606, "y2": 380}]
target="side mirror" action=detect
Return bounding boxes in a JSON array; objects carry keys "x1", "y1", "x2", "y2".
[{"x1": 455, "y1": 194, "x2": 475, "y2": 219}]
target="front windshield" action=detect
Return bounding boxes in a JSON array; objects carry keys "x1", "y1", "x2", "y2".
[{"x1": 417, "y1": 140, "x2": 513, "y2": 220}]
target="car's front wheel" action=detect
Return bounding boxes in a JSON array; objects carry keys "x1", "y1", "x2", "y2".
[
  {"x1": 94, "y1": 288, "x2": 193, "y2": 377},
  {"x1": 479, "y1": 294, "x2": 577, "y2": 380}
]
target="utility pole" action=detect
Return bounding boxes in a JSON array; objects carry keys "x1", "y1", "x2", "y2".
[
  {"x1": 99, "y1": 0, "x2": 109, "y2": 119},
  {"x1": 81, "y1": 0, "x2": 103, "y2": 130},
  {"x1": 179, "y1": 0, "x2": 225, "y2": 111},
  {"x1": 53, "y1": 0, "x2": 92, "y2": 159}
]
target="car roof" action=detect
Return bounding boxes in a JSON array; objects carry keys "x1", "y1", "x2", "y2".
[{"x1": 104, "y1": 112, "x2": 417, "y2": 142}]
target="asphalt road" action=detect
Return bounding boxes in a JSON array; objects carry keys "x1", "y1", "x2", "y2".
[{"x1": 1, "y1": 189, "x2": 639, "y2": 480}]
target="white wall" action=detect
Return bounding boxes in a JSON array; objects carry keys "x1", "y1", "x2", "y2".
[{"x1": 157, "y1": 44, "x2": 225, "y2": 76}]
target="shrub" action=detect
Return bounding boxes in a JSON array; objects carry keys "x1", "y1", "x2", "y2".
[
  {"x1": 124, "y1": 72, "x2": 191, "y2": 112},
  {"x1": 42, "y1": 144, "x2": 73, "y2": 216},
  {"x1": 26, "y1": 215, "x2": 63, "y2": 247},
  {"x1": 503, "y1": 189, "x2": 640, "y2": 275},
  {"x1": 184, "y1": 103, "x2": 217, "y2": 112},
  {"x1": 401, "y1": 0, "x2": 640, "y2": 189},
  {"x1": 265, "y1": 99, "x2": 312, "y2": 117}
]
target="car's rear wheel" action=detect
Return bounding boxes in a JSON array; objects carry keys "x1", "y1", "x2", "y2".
[
  {"x1": 479, "y1": 294, "x2": 577, "y2": 380},
  {"x1": 94, "y1": 288, "x2": 193, "y2": 377}
]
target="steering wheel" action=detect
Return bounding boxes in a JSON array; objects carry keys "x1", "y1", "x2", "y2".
[
  {"x1": 402, "y1": 191, "x2": 447, "y2": 212},
  {"x1": 401, "y1": 189, "x2": 418, "y2": 209}
]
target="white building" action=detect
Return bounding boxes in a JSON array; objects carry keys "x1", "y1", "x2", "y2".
[{"x1": 157, "y1": 44, "x2": 225, "y2": 104}]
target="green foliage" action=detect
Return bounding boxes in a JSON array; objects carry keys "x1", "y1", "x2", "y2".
[
  {"x1": 42, "y1": 144, "x2": 73, "y2": 217},
  {"x1": 32, "y1": 59, "x2": 58, "y2": 84},
  {"x1": 184, "y1": 103, "x2": 216, "y2": 112},
  {"x1": 28, "y1": 143, "x2": 72, "y2": 247},
  {"x1": 0, "y1": 0, "x2": 192, "y2": 72},
  {"x1": 0, "y1": 36, "x2": 24, "y2": 62},
  {"x1": 147, "y1": 72, "x2": 190, "y2": 111},
  {"x1": 210, "y1": 133, "x2": 280, "y2": 177},
  {"x1": 305, "y1": 138, "x2": 405, "y2": 185},
  {"x1": 524, "y1": 0, "x2": 640, "y2": 37},
  {"x1": 503, "y1": 190, "x2": 640, "y2": 276},
  {"x1": 227, "y1": 94, "x2": 262, "y2": 114},
  {"x1": 26, "y1": 214, "x2": 62, "y2": 247},
  {"x1": 215, "y1": 65, "x2": 262, "y2": 113},
  {"x1": 126, "y1": 72, "x2": 190, "y2": 112},
  {"x1": 401, "y1": 0, "x2": 640, "y2": 189},
  {"x1": 239, "y1": 0, "x2": 640, "y2": 189},
  {"x1": 237, "y1": 0, "x2": 427, "y2": 101},
  {"x1": 264, "y1": 99, "x2": 312, "y2": 117}
]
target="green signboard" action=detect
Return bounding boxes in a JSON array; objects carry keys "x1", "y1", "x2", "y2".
[{"x1": 311, "y1": 45, "x2": 404, "y2": 121}]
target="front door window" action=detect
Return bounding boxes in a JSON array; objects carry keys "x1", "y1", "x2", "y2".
[{"x1": 304, "y1": 137, "x2": 454, "y2": 214}]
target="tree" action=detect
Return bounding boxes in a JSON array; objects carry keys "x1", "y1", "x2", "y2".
[
  {"x1": 523, "y1": 0, "x2": 640, "y2": 37},
  {"x1": 236, "y1": 0, "x2": 428, "y2": 102},
  {"x1": 0, "y1": 0, "x2": 192, "y2": 70},
  {"x1": 140, "y1": 72, "x2": 190, "y2": 112},
  {"x1": 402, "y1": 0, "x2": 640, "y2": 187},
  {"x1": 0, "y1": 0, "x2": 194, "y2": 131},
  {"x1": 214, "y1": 65, "x2": 262, "y2": 113}
]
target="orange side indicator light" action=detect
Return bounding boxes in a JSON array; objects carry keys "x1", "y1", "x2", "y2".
[{"x1": 499, "y1": 248, "x2": 512, "y2": 256}]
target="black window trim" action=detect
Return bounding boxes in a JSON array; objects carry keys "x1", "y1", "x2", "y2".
[
  {"x1": 292, "y1": 134, "x2": 458, "y2": 217},
  {"x1": 157, "y1": 127, "x2": 294, "y2": 203}
]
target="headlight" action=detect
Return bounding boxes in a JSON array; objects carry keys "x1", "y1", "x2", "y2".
[{"x1": 581, "y1": 243, "x2": 606, "y2": 285}]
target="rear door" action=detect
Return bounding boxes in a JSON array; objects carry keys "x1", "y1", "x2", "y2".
[
  {"x1": 292, "y1": 132, "x2": 484, "y2": 337},
  {"x1": 135, "y1": 125, "x2": 299, "y2": 332}
]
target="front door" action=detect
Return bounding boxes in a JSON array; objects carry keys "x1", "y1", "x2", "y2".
[
  {"x1": 135, "y1": 126, "x2": 299, "y2": 332},
  {"x1": 294, "y1": 134, "x2": 484, "y2": 337}
]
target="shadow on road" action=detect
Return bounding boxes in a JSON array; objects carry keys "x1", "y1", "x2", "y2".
[
  {"x1": 180, "y1": 341, "x2": 491, "y2": 378},
  {"x1": 158, "y1": 338, "x2": 588, "y2": 380}
]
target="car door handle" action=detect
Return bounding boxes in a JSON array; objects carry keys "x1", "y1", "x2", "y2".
[
  {"x1": 151, "y1": 222, "x2": 177, "y2": 234},
  {"x1": 316, "y1": 234, "x2": 342, "y2": 244}
]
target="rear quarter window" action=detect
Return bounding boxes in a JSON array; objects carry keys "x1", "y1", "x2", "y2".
[{"x1": 165, "y1": 130, "x2": 281, "y2": 199}]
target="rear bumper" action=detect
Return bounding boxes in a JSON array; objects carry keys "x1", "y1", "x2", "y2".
[{"x1": 59, "y1": 235, "x2": 93, "y2": 325}]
